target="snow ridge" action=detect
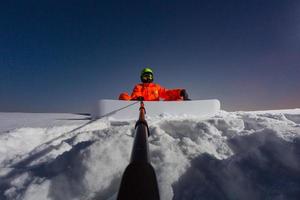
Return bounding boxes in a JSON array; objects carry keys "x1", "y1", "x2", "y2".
[{"x1": 0, "y1": 110, "x2": 300, "y2": 200}]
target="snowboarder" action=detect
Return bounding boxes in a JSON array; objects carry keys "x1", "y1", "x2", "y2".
[{"x1": 119, "y1": 67, "x2": 190, "y2": 101}]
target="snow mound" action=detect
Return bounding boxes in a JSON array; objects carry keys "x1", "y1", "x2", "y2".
[{"x1": 0, "y1": 109, "x2": 300, "y2": 200}]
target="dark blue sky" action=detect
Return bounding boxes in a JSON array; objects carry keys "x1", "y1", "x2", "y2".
[{"x1": 0, "y1": 0, "x2": 299, "y2": 113}]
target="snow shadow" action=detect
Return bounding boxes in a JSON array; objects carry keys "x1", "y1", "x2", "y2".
[
  {"x1": 285, "y1": 114, "x2": 300, "y2": 124},
  {"x1": 32, "y1": 141, "x2": 94, "y2": 178},
  {"x1": 0, "y1": 141, "x2": 94, "y2": 200},
  {"x1": 46, "y1": 141, "x2": 94, "y2": 200},
  {"x1": 172, "y1": 132, "x2": 300, "y2": 200}
]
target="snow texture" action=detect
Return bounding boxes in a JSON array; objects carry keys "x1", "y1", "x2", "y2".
[{"x1": 0, "y1": 109, "x2": 300, "y2": 200}]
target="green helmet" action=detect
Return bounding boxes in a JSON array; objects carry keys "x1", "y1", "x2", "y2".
[
  {"x1": 140, "y1": 67, "x2": 154, "y2": 83},
  {"x1": 140, "y1": 67, "x2": 153, "y2": 76}
]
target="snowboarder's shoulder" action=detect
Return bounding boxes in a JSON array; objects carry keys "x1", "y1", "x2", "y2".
[
  {"x1": 134, "y1": 83, "x2": 143, "y2": 88},
  {"x1": 134, "y1": 83, "x2": 161, "y2": 88},
  {"x1": 150, "y1": 83, "x2": 161, "y2": 87}
]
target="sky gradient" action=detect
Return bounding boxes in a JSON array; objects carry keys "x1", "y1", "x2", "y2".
[{"x1": 0, "y1": 0, "x2": 299, "y2": 113}]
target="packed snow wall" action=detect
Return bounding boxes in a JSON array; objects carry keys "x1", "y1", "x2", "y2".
[{"x1": 91, "y1": 99, "x2": 221, "y2": 120}]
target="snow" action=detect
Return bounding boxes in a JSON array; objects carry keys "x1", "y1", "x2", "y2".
[
  {"x1": 0, "y1": 112, "x2": 89, "y2": 132},
  {"x1": 0, "y1": 109, "x2": 300, "y2": 200}
]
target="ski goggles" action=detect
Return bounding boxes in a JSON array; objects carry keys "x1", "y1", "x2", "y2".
[{"x1": 142, "y1": 73, "x2": 153, "y2": 80}]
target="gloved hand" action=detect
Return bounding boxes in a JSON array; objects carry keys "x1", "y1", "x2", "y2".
[
  {"x1": 136, "y1": 96, "x2": 144, "y2": 101},
  {"x1": 180, "y1": 89, "x2": 190, "y2": 100}
]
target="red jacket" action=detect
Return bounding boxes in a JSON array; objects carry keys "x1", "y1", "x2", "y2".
[{"x1": 119, "y1": 83, "x2": 182, "y2": 101}]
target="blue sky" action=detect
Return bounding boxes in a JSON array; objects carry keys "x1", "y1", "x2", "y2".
[{"x1": 0, "y1": 0, "x2": 299, "y2": 113}]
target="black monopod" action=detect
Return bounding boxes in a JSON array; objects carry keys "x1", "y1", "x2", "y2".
[{"x1": 117, "y1": 101, "x2": 160, "y2": 200}]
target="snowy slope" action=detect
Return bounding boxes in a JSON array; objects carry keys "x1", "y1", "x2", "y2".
[{"x1": 0, "y1": 109, "x2": 300, "y2": 200}]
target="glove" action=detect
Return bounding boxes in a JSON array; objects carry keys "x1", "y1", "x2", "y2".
[
  {"x1": 137, "y1": 96, "x2": 144, "y2": 101},
  {"x1": 180, "y1": 89, "x2": 190, "y2": 100},
  {"x1": 136, "y1": 96, "x2": 144, "y2": 101}
]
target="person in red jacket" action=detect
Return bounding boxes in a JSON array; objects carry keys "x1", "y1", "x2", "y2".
[{"x1": 119, "y1": 67, "x2": 190, "y2": 101}]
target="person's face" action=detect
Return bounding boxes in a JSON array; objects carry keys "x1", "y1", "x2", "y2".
[{"x1": 141, "y1": 73, "x2": 153, "y2": 83}]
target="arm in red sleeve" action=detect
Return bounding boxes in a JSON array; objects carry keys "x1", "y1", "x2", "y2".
[
  {"x1": 130, "y1": 84, "x2": 143, "y2": 100},
  {"x1": 157, "y1": 84, "x2": 182, "y2": 101}
]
